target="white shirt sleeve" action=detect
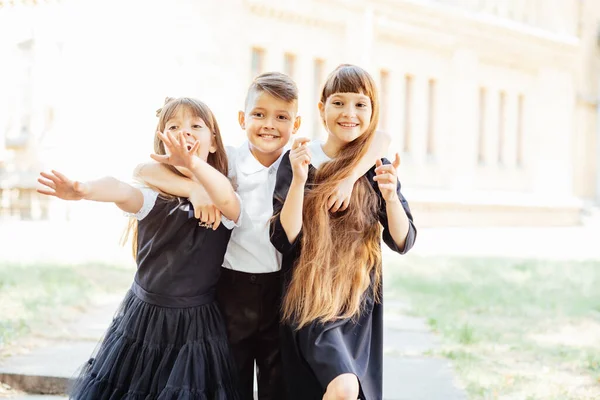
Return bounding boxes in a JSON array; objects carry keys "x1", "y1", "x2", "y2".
[
  {"x1": 123, "y1": 186, "x2": 159, "y2": 220},
  {"x1": 220, "y1": 192, "x2": 243, "y2": 230}
]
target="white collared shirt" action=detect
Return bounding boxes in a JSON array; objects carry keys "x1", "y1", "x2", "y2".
[{"x1": 222, "y1": 141, "x2": 287, "y2": 274}]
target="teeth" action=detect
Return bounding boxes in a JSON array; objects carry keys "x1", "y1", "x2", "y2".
[{"x1": 339, "y1": 123, "x2": 358, "y2": 127}]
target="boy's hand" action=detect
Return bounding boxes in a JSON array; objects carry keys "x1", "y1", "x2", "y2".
[
  {"x1": 327, "y1": 176, "x2": 355, "y2": 212},
  {"x1": 189, "y1": 186, "x2": 221, "y2": 230},
  {"x1": 290, "y1": 137, "x2": 311, "y2": 184},
  {"x1": 151, "y1": 131, "x2": 200, "y2": 170},
  {"x1": 373, "y1": 153, "x2": 401, "y2": 202},
  {"x1": 37, "y1": 170, "x2": 89, "y2": 200}
]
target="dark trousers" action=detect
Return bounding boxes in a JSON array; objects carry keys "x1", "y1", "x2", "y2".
[{"x1": 216, "y1": 268, "x2": 284, "y2": 400}]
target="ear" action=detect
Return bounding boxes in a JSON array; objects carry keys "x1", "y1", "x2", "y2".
[
  {"x1": 238, "y1": 110, "x2": 246, "y2": 129},
  {"x1": 209, "y1": 135, "x2": 217, "y2": 154},
  {"x1": 292, "y1": 115, "x2": 302, "y2": 135},
  {"x1": 318, "y1": 102, "x2": 325, "y2": 125}
]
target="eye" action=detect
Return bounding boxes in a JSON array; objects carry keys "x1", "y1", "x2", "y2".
[
  {"x1": 252, "y1": 112, "x2": 264, "y2": 118},
  {"x1": 277, "y1": 115, "x2": 289, "y2": 121},
  {"x1": 332, "y1": 101, "x2": 343, "y2": 106},
  {"x1": 357, "y1": 103, "x2": 367, "y2": 108},
  {"x1": 168, "y1": 125, "x2": 177, "y2": 130},
  {"x1": 192, "y1": 124, "x2": 204, "y2": 129}
]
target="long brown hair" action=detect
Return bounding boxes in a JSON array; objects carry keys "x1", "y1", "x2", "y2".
[
  {"x1": 122, "y1": 97, "x2": 228, "y2": 259},
  {"x1": 282, "y1": 65, "x2": 382, "y2": 329}
]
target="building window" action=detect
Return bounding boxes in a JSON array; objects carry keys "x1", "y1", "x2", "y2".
[
  {"x1": 379, "y1": 70, "x2": 389, "y2": 131},
  {"x1": 251, "y1": 47, "x2": 265, "y2": 79},
  {"x1": 403, "y1": 75, "x2": 413, "y2": 153},
  {"x1": 426, "y1": 78, "x2": 436, "y2": 157},
  {"x1": 498, "y1": 91, "x2": 506, "y2": 165},
  {"x1": 313, "y1": 59, "x2": 325, "y2": 135},
  {"x1": 516, "y1": 94, "x2": 524, "y2": 167},
  {"x1": 283, "y1": 53, "x2": 296, "y2": 79},
  {"x1": 477, "y1": 87, "x2": 486, "y2": 164}
]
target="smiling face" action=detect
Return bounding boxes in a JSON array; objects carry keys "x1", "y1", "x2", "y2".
[
  {"x1": 319, "y1": 92, "x2": 373, "y2": 153},
  {"x1": 239, "y1": 90, "x2": 300, "y2": 167}
]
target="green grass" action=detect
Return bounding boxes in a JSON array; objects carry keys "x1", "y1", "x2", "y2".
[
  {"x1": 0, "y1": 262, "x2": 132, "y2": 355},
  {"x1": 385, "y1": 255, "x2": 600, "y2": 399}
]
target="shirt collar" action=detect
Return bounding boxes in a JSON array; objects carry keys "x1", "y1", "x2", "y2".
[{"x1": 237, "y1": 141, "x2": 288, "y2": 174}]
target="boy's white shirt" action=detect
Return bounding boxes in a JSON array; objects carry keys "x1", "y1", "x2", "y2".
[{"x1": 222, "y1": 141, "x2": 289, "y2": 274}]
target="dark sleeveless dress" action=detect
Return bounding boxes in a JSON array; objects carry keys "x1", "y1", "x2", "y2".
[
  {"x1": 70, "y1": 191, "x2": 240, "y2": 399},
  {"x1": 270, "y1": 152, "x2": 417, "y2": 400}
]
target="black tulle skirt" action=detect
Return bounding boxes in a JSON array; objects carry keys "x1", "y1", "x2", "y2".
[{"x1": 69, "y1": 288, "x2": 240, "y2": 399}]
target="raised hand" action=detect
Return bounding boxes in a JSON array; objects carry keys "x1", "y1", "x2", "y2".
[
  {"x1": 290, "y1": 137, "x2": 311, "y2": 183},
  {"x1": 37, "y1": 170, "x2": 89, "y2": 201},
  {"x1": 327, "y1": 175, "x2": 355, "y2": 213},
  {"x1": 373, "y1": 153, "x2": 401, "y2": 202},
  {"x1": 151, "y1": 131, "x2": 200, "y2": 170}
]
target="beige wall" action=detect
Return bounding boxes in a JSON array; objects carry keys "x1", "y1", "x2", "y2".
[{"x1": 1, "y1": 0, "x2": 598, "y2": 226}]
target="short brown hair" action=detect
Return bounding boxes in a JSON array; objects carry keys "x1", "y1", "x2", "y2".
[{"x1": 245, "y1": 72, "x2": 298, "y2": 109}]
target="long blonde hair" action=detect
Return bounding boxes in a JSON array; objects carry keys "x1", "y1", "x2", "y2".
[
  {"x1": 122, "y1": 97, "x2": 228, "y2": 259},
  {"x1": 281, "y1": 65, "x2": 382, "y2": 329}
]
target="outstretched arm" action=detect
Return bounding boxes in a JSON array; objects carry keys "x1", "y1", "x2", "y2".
[
  {"x1": 151, "y1": 131, "x2": 240, "y2": 222},
  {"x1": 37, "y1": 170, "x2": 143, "y2": 213},
  {"x1": 328, "y1": 130, "x2": 391, "y2": 212}
]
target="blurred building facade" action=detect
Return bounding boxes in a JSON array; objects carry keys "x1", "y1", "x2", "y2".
[{"x1": 1, "y1": 0, "x2": 599, "y2": 226}]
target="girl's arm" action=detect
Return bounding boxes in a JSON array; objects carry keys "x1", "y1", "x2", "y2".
[
  {"x1": 373, "y1": 154, "x2": 417, "y2": 253},
  {"x1": 279, "y1": 137, "x2": 311, "y2": 243},
  {"x1": 151, "y1": 131, "x2": 240, "y2": 222},
  {"x1": 328, "y1": 130, "x2": 391, "y2": 211},
  {"x1": 134, "y1": 162, "x2": 199, "y2": 198},
  {"x1": 37, "y1": 170, "x2": 143, "y2": 213},
  {"x1": 135, "y1": 161, "x2": 222, "y2": 229}
]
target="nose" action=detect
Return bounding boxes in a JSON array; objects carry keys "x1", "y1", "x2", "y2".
[
  {"x1": 342, "y1": 105, "x2": 356, "y2": 118},
  {"x1": 264, "y1": 117, "x2": 276, "y2": 130}
]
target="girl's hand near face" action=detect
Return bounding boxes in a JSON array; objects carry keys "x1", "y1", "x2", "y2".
[
  {"x1": 37, "y1": 170, "x2": 90, "y2": 201},
  {"x1": 373, "y1": 153, "x2": 401, "y2": 203},
  {"x1": 151, "y1": 131, "x2": 201, "y2": 171},
  {"x1": 289, "y1": 137, "x2": 311, "y2": 184}
]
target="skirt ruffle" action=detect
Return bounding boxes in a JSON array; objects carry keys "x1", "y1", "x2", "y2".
[{"x1": 69, "y1": 290, "x2": 240, "y2": 399}]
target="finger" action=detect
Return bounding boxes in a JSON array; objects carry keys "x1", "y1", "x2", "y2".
[
  {"x1": 200, "y1": 208, "x2": 209, "y2": 223},
  {"x1": 36, "y1": 189, "x2": 56, "y2": 196},
  {"x1": 339, "y1": 197, "x2": 350, "y2": 211},
  {"x1": 292, "y1": 137, "x2": 311, "y2": 150},
  {"x1": 150, "y1": 154, "x2": 170, "y2": 163},
  {"x1": 375, "y1": 164, "x2": 397, "y2": 176},
  {"x1": 327, "y1": 194, "x2": 337, "y2": 210},
  {"x1": 375, "y1": 159, "x2": 382, "y2": 169},
  {"x1": 212, "y1": 210, "x2": 222, "y2": 231},
  {"x1": 50, "y1": 170, "x2": 69, "y2": 182},
  {"x1": 373, "y1": 173, "x2": 395, "y2": 182},
  {"x1": 393, "y1": 153, "x2": 401, "y2": 169},
  {"x1": 331, "y1": 198, "x2": 343, "y2": 213},
  {"x1": 37, "y1": 178, "x2": 56, "y2": 189},
  {"x1": 378, "y1": 183, "x2": 396, "y2": 191},
  {"x1": 207, "y1": 207, "x2": 216, "y2": 225},
  {"x1": 40, "y1": 172, "x2": 60, "y2": 185},
  {"x1": 194, "y1": 204, "x2": 201, "y2": 219},
  {"x1": 189, "y1": 140, "x2": 200, "y2": 154}
]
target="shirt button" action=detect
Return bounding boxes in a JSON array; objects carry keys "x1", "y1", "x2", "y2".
[{"x1": 250, "y1": 275, "x2": 257, "y2": 283}]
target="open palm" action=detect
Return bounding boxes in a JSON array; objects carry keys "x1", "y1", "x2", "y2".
[
  {"x1": 37, "y1": 170, "x2": 88, "y2": 200},
  {"x1": 151, "y1": 131, "x2": 199, "y2": 170}
]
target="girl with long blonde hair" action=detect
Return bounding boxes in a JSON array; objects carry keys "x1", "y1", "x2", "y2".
[{"x1": 270, "y1": 65, "x2": 417, "y2": 400}]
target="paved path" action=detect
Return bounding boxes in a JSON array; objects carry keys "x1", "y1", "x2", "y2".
[{"x1": 0, "y1": 295, "x2": 466, "y2": 399}]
